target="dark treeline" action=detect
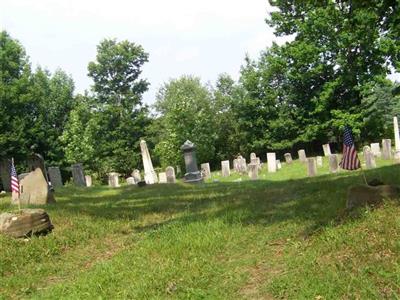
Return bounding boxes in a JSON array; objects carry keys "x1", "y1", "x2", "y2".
[{"x1": 1, "y1": 1, "x2": 400, "y2": 182}]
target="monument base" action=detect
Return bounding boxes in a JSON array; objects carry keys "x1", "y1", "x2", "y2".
[{"x1": 184, "y1": 172, "x2": 203, "y2": 184}]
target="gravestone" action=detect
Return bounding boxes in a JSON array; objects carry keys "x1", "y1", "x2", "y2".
[
  {"x1": 48, "y1": 167, "x2": 63, "y2": 188},
  {"x1": 284, "y1": 153, "x2": 292, "y2": 164},
  {"x1": 237, "y1": 156, "x2": 247, "y2": 174},
  {"x1": 322, "y1": 144, "x2": 332, "y2": 157},
  {"x1": 27, "y1": 153, "x2": 48, "y2": 182},
  {"x1": 201, "y1": 163, "x2": 211, "y2": 179},
  {"x1": 329, "y1": 154, "x2": 339, "y2": 173},
  {"x1": 176, "y1": 165, "x2": 181, "y2": 176},
  {"x1": 370, "y1": 143, "x2": 381, "y2": 157},
  {"x1": 267, "y1": 153, "x2": 276, "y2": 173},
  {"x1": 394, "y1": 116, "x2": 400, "y2": 159},
  {"x1": 250, "y1": 153, "x2": 257, "y2": 160},
  {"x1": 132, "y1": 169, "x2": 141, "y2": 183},
  {"x1": 158, "y1": 172, "x2": 167, "y2": 183},
  {"x1": 85, "y1": 175, "x2": 92, "y2": 187},
  {"x1": 256, "y1": 157, "x2": 262, "y2": 170},
  {"x1": 233, "y1": 159, "x2": 239, "y2": 172},
  {"x1": 15, "y1": 168, "x2": 55, "y2": 205},
  {"x1": 248, "y1": 163, "x2": 258, "y2": 180},
  {"x1": 221, "y1": 160, "x2": 230, "y2": 177},
  {"x1": 298, "y1": 149, "x2": 307, "y2": 162},
  {"x1": 276, "y1": 160, "x2": 282, "y2": 170},
  {"x1": 126, "y1": 177, "x2": 135, "y2": 185},
  {"x1": 140, "y1": 140, "x2": 158, "y2": 184},
  {"x1": 71, "y1": 163, "x2": 86, "y2": 186},
  {"x1": 166, "y1": 166, "x2": 176, "y2": 183},
  {"x1": 181, "y1": 140, "x2": 203, "y2": 183},
  {"x1": 363, "y1": 146, "x2": 376, "y2": 169},
  {"x1": 307, "y1": 158, "x2": 317, "y2": 177},
  {"x1": 316, "y1": 156, "x2": 323, "y2": 167},
  {"x1": 0, "y1": 159, "x2": 11, "y2": 192},
  {"x1": 108, "y1": 172, "x2": 120, "y2": 187},
  {"x1": 382, "y1": 139, "x2": 392, "y2": 160}
]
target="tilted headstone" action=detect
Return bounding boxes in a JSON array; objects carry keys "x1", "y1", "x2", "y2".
[
  {"x1": 298, "y1": 149, "x2": 307, "y2": 162},
  {"x1": 15, "y1": 168, "x2": 55, "y2": 205},
  {"x1": 48, "y1": 167, "x2": 63, "y2": 188},
  {"x1": 382, "y1": 139, "x2": 392, "y2": 160},
  {"x1": 284, "y1": 153, "x2": 292, "y2": 164},
  {"x1": 132, "y1": 169, "x2": 141, "y2": 183},
  {"x1": 0, "y1": 158, "x2": 11, "y2": 192},
  {"x1": 307, "y1": 158, "x2": 317, "y2": 177},
  {"x1": 27, "y1": 153, "x2": 48, "y2": 182},
  {"x1": 248, "y1": 163, "x2": 258, "y2": 180},
  {"x1": 329, "y1": 154, "x2": 339, "y2": 173},
  {"x1": 276, "y1": 160, "x2": 282, "y2": 170},
  {"x1": 363, "y1": 146, "x2": 376, "y2": 169},
  {"x1": 140, "y1": 140, "x2": 158, "y2": 184},
  {"x1": 394, "y1": 116, "x2": 400, "y2": 159},
  {"x1": 267, "y1": 153, "x2": 276, "y2": 173},
  {"x1": 201, "y1": 163, "x2": 211, "y2": 179},
  {"x1": 165, "y1": 166, "x2": 176, "y2": 183},
  {"x1": 181, "y1": 140, "x2": 203, "y2": 183},
  {"x1": 322, "y1": 144, "x2": 332, "y2": 156},
  {"x1": 221, "y1": 160, "x2": 230, "y2": 177},
  {"x1": 126, "y1": 177, "x2": 135, "y2": 185},
  {"x1": 71, "y1": 163, "x2": 86, "y2": 186},
  {"x1": 370, "y1": 143, "x2": 381, "y2": 158},
  {"x1": 85, "y1": 175, "x2": 92, "y2": 187},
  {"x1": 158, "y1": 172, "x2": 167, "y2": 183},
  {"x1": 316, "y1": 156, "x2": 323, "y2": 167},
  {"x1": 108, "y1": 172, "x2": 120, "y2": 187}
]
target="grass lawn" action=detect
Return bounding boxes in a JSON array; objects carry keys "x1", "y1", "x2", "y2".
[{"x1": 1, "y1": 157, "x2": 400, "y2": 299}]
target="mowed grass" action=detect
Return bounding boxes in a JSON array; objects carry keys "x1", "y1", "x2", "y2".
[{"x1": 1, "y1": 157, "x2": 400, "y2": 299}]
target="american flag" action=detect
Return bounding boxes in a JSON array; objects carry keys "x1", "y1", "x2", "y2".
[
  {"x1": 10, "y1": 160, "x2": 20, "y2": 194},
  {"x1": 339, "y1": 126, "x2": 361, "y2": 170}
]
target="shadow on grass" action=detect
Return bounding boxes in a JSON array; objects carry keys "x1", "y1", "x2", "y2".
[{"x1": 38, "y1": 164, "x2": 400, "y2": 237}]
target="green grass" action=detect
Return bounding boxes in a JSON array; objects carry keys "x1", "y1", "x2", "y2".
[{"x1": 1, "y1": 157, "x2": 400, "y2": 299}]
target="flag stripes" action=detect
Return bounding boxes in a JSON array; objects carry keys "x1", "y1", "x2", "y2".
[{"x1": 339, "y1": 126, "x2": 361, "y2": 170}]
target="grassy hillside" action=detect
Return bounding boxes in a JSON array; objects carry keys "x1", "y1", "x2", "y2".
[{"x1": 1, "y1": 158, "x2": 400, "y2": 299}]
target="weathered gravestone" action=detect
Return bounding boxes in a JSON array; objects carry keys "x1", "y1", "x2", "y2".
[
  {"x1": 363, "y1": 146, "x2": 376, "y2": 169},
  {"x1": 237, "y1": 156, "x2": 247, "y2": 174},
  {"x1": 298, "y1": 149, "x2": 307, "y2": 163},
  {"x1": 165, "y1": 166, "x2": 176, "y2": 183},
  {"x1": 316, "y1": 156, "x2": 323, "y2": 167},
  {"x1": 108, "y1": 172, "x2": 120, "y2": 187},
  {"x1": 201, "y1": 163, "x2": 211, "y2": 179},
  {"x1": 0, "y1": 209, "x2": 54, "y2": 238},
  {"x1": 85, "y1": 175, "x2": 92, "y2": 187},
  {"x1": 126, "y1": 177, "x2": 135, "y2": 185},
  {"x1": 248, "y1": 163, "x2": 258, "y2": 180},
  {"x1": 48, "y1": 167, "x2": 63, "y2": 188},
  {"x1": 221, "y1": 160, "x2": 230, "y2": 177},
  {"x1": 159, "y1": 172, "x2": 167, "y2": 183},
  {"x1": 322, "y1": 144, "x2": 332, "y2": 157},
  {"x1": 284, "y1": 153, "x2": 292, "y2": 164},
  {"x1": 382, "y1": 139, "x2": 392, "y2": 160},
  {"x1": 307, "y1": 158, "x2": 317, "y2": 177},
  {"x1": 394, "y1": 116, "x2": 400, "y2": 160},
  {"x1": 0, "y1": 159, "x2": 11, "y2": 192},
  {"x1": 267, "y1": 153, "x2": 276, "y2": 173},
  {"x1": 250, "y1": 153, "x2": 257, "y2": 161},
  {"x1": 181, "y1": 140, "x2": 203, "y2": 183},
  {"x1": 15, "y1": 168, "x2": 55, "y2": 205},
  {"x1": 329, "y1": 154, "x2": 339, "y2": 173},
  {"x1": 370, "y1": 143, "x2": 381, "y2": 157},
  {"x1": 27, "y1": 153, "x2": 48, "y2": 182},
  {"x1": 233, "y1": 159, "x2": 239, "y2": 172},
  {"x1": 347, "y1": 184, "x2": 400, "y2": 210},
  {"x1": 132, "y1": 169, "x2": 142, "y2": 183},
  {"x1": 276, "y1": 160, "x2": 282, "y2": 170},
  {"x1": 140, "y1": 140, "x2": 158, "y2": 184},
  {"x1": 71, "y1": 163, "x2": 86, "y2": 186}
]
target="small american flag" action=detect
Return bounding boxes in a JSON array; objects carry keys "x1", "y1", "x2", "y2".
[
  {"x1": 10, "y1": 159, "x2": 20, "y2": 194},
  {"x1": 339, "y1": 126, "x2": 361, "y2": 170}
]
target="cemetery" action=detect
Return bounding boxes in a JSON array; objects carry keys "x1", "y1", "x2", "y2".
[{"x1": 1, "y1": 1, "x2": 400, "y2": 299}]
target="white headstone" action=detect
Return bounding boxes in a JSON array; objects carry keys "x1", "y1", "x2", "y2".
[
  {"x1": 329, "y1": 154, "x2": 339, "y2": 173},
  {"x1": 201, "y1": 163, "x2": 211, "y2": 179},
  {"x1": 165, "y1": 166, "x2": 176, "y2": 183},
  {"x1": 316, "y1": 156, "x2": 323, "y2": 167},
  {"x1": 307, "y1": 158, "x2": 317, "y2": 177},
  {"x1": 267, "y1": 153, "x2": 277, "y2": 173},
  {"x1": 221, "y1": 160, "x2": 230, "y2": 177},
  {"x1": 322, "y1": 144, "x2": 331, "y2": 156},
  {"x1": 363, "y1": 146, "x2": 376, "y2": 169},
  {"x1": 298, "y1": 149, "x2": 307, "y2": 162},
  {"x1": 394, "y1": 116, "x2": 400, "y2": 159},
  {"x1": 132, "y1": 169, "x2": 141, "y2": 183},
  {"x1": 158, "y1": 172, "x2": 167, "y2": 183},
  {"x1": 382, "y1": 139, "x2": 392, "y2": 160},
  {"x1": 140, "y1": 140, "x2": 158, "y2": 184},
  {"x1": 85, "y1": 175, "x2": 92, "y2": 187},
  {"x1": 370, "y1": 143, "x2": 381, "y2": 158},
  {"x1": 250, "y1": 152, "x2": 257, "y2": 160},
  {"x1": 284, "y1": 153, "x2": 292, "y2": 164},
  {"x1": 276, "y1": 160, "x2": 282, "y2": 170},
  {"x1": 108, "y1": 172, "x2": 120, "y2": 187},
  {"x1": 237, "y1": 157, "x2": 247, "y2": 174},
  {"x1": 248, "y1": 163, "x2": 258, "y2": 180},
  {"x1": 126, "y1": 177, "x2": 135, "y2": 185}
]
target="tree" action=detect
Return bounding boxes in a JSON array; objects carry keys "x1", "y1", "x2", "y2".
[{"x1": 154, "y1": 76, "x2": 216, "y2": 168}]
